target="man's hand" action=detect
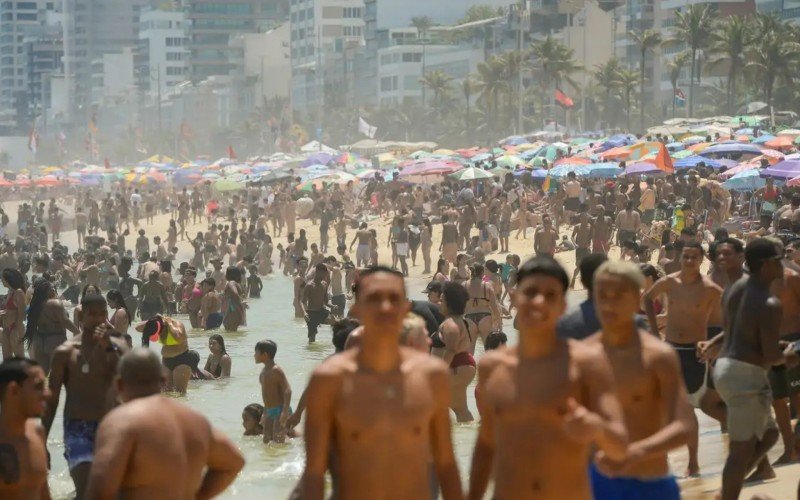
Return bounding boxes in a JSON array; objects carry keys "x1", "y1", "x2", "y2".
[
  {"x1": 93, "y1": 321, "x2": 115, "y2": 350},
  {"x1": 593, "y1": 443, "x2": 645, "y2": 477},
  {"x1": 286, "y1": 411, "x2": 301, "y2": 430},
  {"x1": 562, "y1": 398, "x2": 601, "y2": 444},
  {"x1": 697, "y1": 339, "x2": 721, "y2": 362}
]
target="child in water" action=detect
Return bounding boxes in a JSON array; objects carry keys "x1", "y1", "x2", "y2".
[
  {"x1": 247, "y1": 265, "x2": 263, "y2": 299},
  {"x1": 254, "y1": 340, "x2": 294, "y2": 444},
  {"x1": 242, "y1": 404, "x2": 264, "y2": 436}
]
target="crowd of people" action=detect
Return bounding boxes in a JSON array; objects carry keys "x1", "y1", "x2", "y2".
[{"x1": 0, "y1": 149, "x2": 799, "y2": 500}]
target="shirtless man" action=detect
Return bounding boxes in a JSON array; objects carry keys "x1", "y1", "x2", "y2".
[
  {"x1": 643, "y1": 242, "x2": 722, "y2": 476},
  {"x1": 292, "y1": 258, "x2": 308, "y2": 319},
  {"x1": 700, "y1": 238, "x2": 784, "y2": 499},
  {"x1": 570, "y1": 213, "x2": 592, "y2": 288},
  {"x1": 137, "y1": 270, "x2": 168, "y2": 321},
  {"x1": 0, "y1": 358, "x2": 50, "y2": 500},
  {"x1": 469, "y1": 257, "x2": 627, "y2": 500},
  {"x1": 325, "y1": 256, "x2": 346, "y2": 318},
  {"x1": 85, "y1": 348, "x2": 244, "y2": 499},
  {"x1": 585, "y1": 261, "x2": 693, "y2": 499},
  {"x1": 349, "y1": 223, "x2": 372, "y2": 268},
  {"x1": 43, "y1": 294, "x2": 129, "y2": 499},
  {"x1": 302, "y1": 266, "x2": 463, "y2": 500},
  {"x1": 534, "y1": 215, "x2": 558, "y2": 257},
  {"x1": 301, "y1": 264, "x2": 331, "y2": 343},
  {"x1": 440, "y1": 215, "x2": 459, "y2": 265},
  {"x1": 255, "y1": 340, "x2": 292, "y2": 444},
  {"x1": 592, "y1": 205, "x2": 613, "y2": 254},
  {"x1": 198, "y1": 278, "x2": 222, "y2": 331}
]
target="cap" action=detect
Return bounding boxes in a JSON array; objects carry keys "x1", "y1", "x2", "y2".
[
  {"x1": 423, "y1": 281, "x2": 444, "y2": 294},
  {"x1": 744, "y1": 238, "x2": 782, "y2": 271}
]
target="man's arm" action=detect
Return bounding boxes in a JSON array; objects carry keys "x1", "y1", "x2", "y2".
[
  {"x1": 196, "y1": 424, "x2": 245, "y2": 500},
  {"x1": 302, "y1": 369, "x2": 339, "y2": 500},
  {"x1": 761, "y1": 298, "x2": 784, "y2": 366},
  {"x1": 468, "y1": 359, "x2": 496, "y2": 500},
  {"x1": 643, "y1": 277, "x2": 671, "y2": 337},
  {"x1": 278, "y1": 368, "x2": 293, "y2": 417},
  {"x1": 85, "y1": 415, "x2": 134, "y2": 500},
  {"x1": 428, "y1": 367, "x2": 464, "y2": 500},
  {"x1": 42, "y1": 346, "x2": 68, "y2": 437}
]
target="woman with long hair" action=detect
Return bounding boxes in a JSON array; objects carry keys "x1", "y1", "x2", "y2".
[
  {"x1": 433, "y1": 258, "x2": 449, "y2": 283},
  {"x1": 1, "y1": 268, "x2": 26, "y2": 358},
  {"x1": 25, "y1": 278, "x2": 78, "y2": 373},
  {"x1": 107, "y1": 289, "x2": 132, "y2": 334},
  {"x1": 73, "y1": 283, "x2": 102, "y2": 325},
  {"x1": 464, "y1": 263, "x2": 503, "y2": 344},
  {"x1": 222, "y1": 266, "x2": 245, "y2": 332},
  {"x1": 436, "y1": 282, "x2": 477, "y2": 422},
  {"x1": 203, "y1": 333, "x2": 232, "y2": 378}
]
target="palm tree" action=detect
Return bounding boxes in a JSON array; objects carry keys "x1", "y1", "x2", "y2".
[
  {"x1": 411, "y1": 16, "x2": 433, "y2": 106},
  {"x1": 499, "y1": 50, "x2": 525, "y2": 132},
  {"x1": 419, "y1": 70, "x2": 454, "y2": 109},
  {"x1": 630, "y1": 29, "x2": 662, "y2": 131},
  {"x1": 666, "y1": 51, "x2": 691, "y2": 118},
  {"x1": 475, "y1": 56, "x2": 510, "y2": 134},
  {"x1": 745, "y1": 14, "x2": 800, "y2": 124},
  {"x1": 593, "y1": 58, "x2": 623, "y2": 127},
  {"x1": 529, "y1": 35, "x2": 581, "y2": 124},
  {"x1": 667, "y1": 4, "x2": 713, "y2": 116},
  {"x1": 461, "y1": 77, "x2": 478, "y2": 141},
  {"x1": 708, "y1": 16, "x2": 752, "y2": 114},
  {"x1": 616, "y1": 68, "x2": 639, "y2": 132}
]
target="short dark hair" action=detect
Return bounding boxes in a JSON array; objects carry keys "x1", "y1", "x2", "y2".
[
  {"x1": 225, "y1": 266, "x2": 242, "y2": 282},
  {"x1": 681, "y1": 241, "x2": 705, "y2": 257},
  {"x1": 716, "y1": 237, "x2": 744, "y2": 254},
  {"x1": 353, "y1": 265, "x2": 405, "y2": 298},
  {"x1": 517, "y1": 256, "x2": 569, "y2": 295},
  {"x1": 0, "y1": 357, "x2": 38, "y2": 399},
  {"x1": 485, "y1": 331, "x2": 508, "y2": 350},
  {"x1": 255, "y1": 340, "x2": 277, "y2": 358},
  {"x1": 580, "y1": 253, "x2": 609, "y2": 292},
  {"x1": 745, "y1": 238, "x2": 781, "y2": 274},
  {"x1": 332, "y1": 318, "x2": 360, "y2": 353},
  {"x1": 80, "y1": 293, "x2": 107, "y2": 309},
  {"x1": 442, "y1": 281, "x2": 469, "y2": 316}
]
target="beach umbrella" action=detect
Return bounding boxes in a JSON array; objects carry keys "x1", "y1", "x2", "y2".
[
  {"x1": 581, "y1": 163, "x2": 624, "y2": 178},
  {"x1": 699, "y1": 143, "x2": 762, "y2": 156},
  {"x1": 302, "y1": 152, "x2": 333, "y2": 167},
  {"x1": 666, "y1": 142, "x2": 685, "y2": 151},
  {"x1": 34, "y1": 175, "x2": 62, "y2": 187},
  {"x1": 759, "y1": 149, "x2": 786, "y2": 164},
  {"x1": 257, "y1": 170, "x2": 292, "y2": 184},
  {"x1": 753, "y1": 134, "x2": 776, "y2": 145},
  {"x1": 722, "y1": 169, "x2": 770, "y2": 191},
  {"x1": 514, "y1": 168, "x2": 547, "y2": 179},
  {"x1": 144, "y1": 154, "x2": 176, "y2": 164},
  {"x1": 213, "y1": 179, "x2": 246, "y2": 192},
  {"x1": 673, "y1": 155, "x2": 724, "y2": 169},
  {"x1": 0, "y1": 178, "x2": 12, "y2": 187},
  {"x1": 433, "y1": 148, "x2": 456, "y2": 156},
  {"x1": 760, "y1": 160, "x2": 800, "y2": 179},
  {"x1": 731, "y1": 115, "x2": 763, "y2": 126},
  {"x1": 778, "y1": 129, "x2": 800, "y2": 138},
  {"x1": 765, "y1": 136, "x2": 794, "y2": 150},
  {"x1": 680, "y1": 135, "x2": 706, "y2": 145},
  {"x1": 734, "y1": 128, "x2": 754, "y2": 136},
  {"x1": 500, "y1": 135, "x2": 527, "y2": 146},
  {"x1": 450, "y1": 166, "x2": 493, "y2": 181},
  {"x1": 623, "y1": 162, "x2": 664, "y2": 176},
  {"x1": 495, "y1": 155, "x2": 525, "y2": 169},
  {"x1": 14, "y1": 177, "x2": 30, "y2": 187},
  {"x1": 352, "y1": 168, "x2": 381, "y2": 180},
  {"x1": 788, "y1": 174, "x2": 800, "y2": 187}
]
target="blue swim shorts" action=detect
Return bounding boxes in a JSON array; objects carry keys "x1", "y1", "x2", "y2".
[
  {"x1": 590, "y1": 463, "x2": 680, "y2": 500},
  {"x1": 63, "y1": 418, "x2": 100, "y2": 470}
]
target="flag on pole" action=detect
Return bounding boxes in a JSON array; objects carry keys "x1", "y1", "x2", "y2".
[
  {"x1": 228, "y1": 145, "x2": 236, "y2": 159},
  {"x1": 358, "y1": 117, "x2": 377, "y2": 138},
  {"x1": 654, "y1": 142, "x2": 674, "y2": 173},
  {"x1": 555, "y1": 88, "x2": 574, "y2": 108},
  {"x1": 28, "y1": 126, "x2": 38, "y2": 154}
]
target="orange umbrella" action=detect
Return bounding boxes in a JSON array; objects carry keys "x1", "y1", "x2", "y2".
[
  {"x1": 687, "y1": 142, "x2": 712, "y2": 153},
  {"x1": 554, "y1": 156, "x2": 590, "y2": 166},
  {"x1": 599, "y1": 146, "x2": 633, "y2": 160},
  {"x1": 764, "y1": 135, "x2": 794, "y2": 150}
]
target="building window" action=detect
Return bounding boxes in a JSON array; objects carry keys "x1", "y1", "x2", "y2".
[
  {"x1": 17, "y1": 2, "x2": 37, "y2": 9},
  {"x1": 166, "y1": 66, "x2": 184, "y2": 76},
  {"x1": 166, "y1": 37, "x2": 182, "y2": 47},
  {"x1": 166, "y1": 52, "x2": 183, "y2": 61},
  {"x1": 17, "y1": 13, "x2": 36, "y2": 20}
]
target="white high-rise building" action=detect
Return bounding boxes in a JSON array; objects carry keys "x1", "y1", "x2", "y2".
[{"x1": 137, "y1": 8, "x2": 188, "y2": 98}]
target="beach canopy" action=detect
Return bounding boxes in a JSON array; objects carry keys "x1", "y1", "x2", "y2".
[
  {"x1": 699, "y1": 143, "x2": 762, "y2": 156},
  {"x1": 760, "y1": 160, "x2": 800, "y2": 179},
  {"x1": 450, "y1": 167, "x2": 493, "y2": 181},
  {"x1": 623, "y1": 162, "x2": 664, "y2": 176},
  {"x1": 722, "y1": 169, "x2": 769, "y2": 191},
  {"x1": 673, "y1": 155, "x2": 724, "y2": 169}
]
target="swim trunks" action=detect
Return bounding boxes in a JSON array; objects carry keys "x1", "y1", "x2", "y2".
[
  {"x1": 590, "y1": 463, "x2": 680, "y2": 500},
  {"x1": 205, "y1": 312, "x2": 223, "y2": 330},
  {"x1": 768, "y1": 332, "x2": 800, "y2": 399},
  {"x1": 265, "y1": 406, "x2": 294, "y2": 419},
  {"x1": 63, "y1": 418, "x2": 99, "y2": 470},
  {"x1": 565, "y1": 197, "x2": 580, "y2": 212},
  {"x1": 668, "y1": 341, "x2": 706, "y2": 408},
  {"x1": 713, "y1": 357, "x2": 777, "y2": 442},
  {"x1": 162, "y1": 349, "x2": 201, "y2": 373},
  {"x1": 356, "y1": 244, "x2": 369, "y2": 263},
  {"x1": 706, "y1": 327, "x2": 723, "y2": 391}
]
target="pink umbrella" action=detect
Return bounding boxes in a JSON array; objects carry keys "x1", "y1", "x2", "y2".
[
  {"x1": 399, "y1": 160, "x2": 463, "y2": 177},
  {"x1": 718, "y1": 160, "x2": 760, "y2": 180},
  {"x1": 34, "y1": 175, "x2": 61, "y2": 187}
]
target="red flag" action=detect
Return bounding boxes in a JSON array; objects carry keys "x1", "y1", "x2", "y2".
[
  {"x1": 654, "y1": 142, "x2": 674, "y2": 174},
  {"x1": 228, "y1": 145, "x2": 236, "y2": 159},
  {"x1": 555, "y1": 88, "x2": 574, "y2": 108}
]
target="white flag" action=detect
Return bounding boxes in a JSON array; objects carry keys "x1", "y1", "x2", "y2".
[{"x1": 358, "y1": 117, "x2": 377, "y2": 138}]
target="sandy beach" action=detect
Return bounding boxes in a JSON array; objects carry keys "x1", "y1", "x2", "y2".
[{"x1": 4, "y1": 194, "x2": 799, "y2": 499}]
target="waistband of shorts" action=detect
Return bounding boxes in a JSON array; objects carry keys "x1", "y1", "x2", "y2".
[
  {"x1": 717, "y1": 357, "x2": 768, "y2": 374},
  {"x1": 667, "y1": 341, "x2": 698, "y2": 349},
  {"x1": 781, "y1": 332, "x2": 800, "y2": 342}
]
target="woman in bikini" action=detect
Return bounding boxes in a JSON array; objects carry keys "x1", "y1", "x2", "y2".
[
  {"x1": 203, "y1": 334, "x2": 232, "y2": 379},
  {"x1": 437, "y1": 282, "x2": 477, "y2": 422},
  {"x1": 464, "y1": 263, "x2": 502, "y2": 344},
  {"x1": 449, "y1": 253, "x2": 470, "y2": 286},
  {"x1": 107, "y1": 289, "x2": 132, "y2": 335},
  {"x1": 1, "y1": 268, "x2": 26, "y2": 359}
]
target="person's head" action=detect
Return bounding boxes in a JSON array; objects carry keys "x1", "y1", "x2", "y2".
[
  {"x1": 331, "y1": 318, "x2": 361, "y2": 353},
  {"x1": 470, "y1": 263, "x2": 484, "y2": 281},
  {"x1": 350, "y1": 266, "x2": 409, "y2": 336},
  {"x1": 1, "y1": 268, "x2": 24, "y2": 290},
  {"x1": 579, "y1": 253, "x2": 609, "y2": 294},
  {"x1": 106, "y1": 289, "x2": 125, "y2": 309},
  {"x1": 399, "y1": 313, "x2": 430, "y2": 352},
  {"x1": 80, "y1": 293, "x2": 108, "y2": 332},
  {"x1": 242, "y1": 403, "x2": 264, "y2": 436},
  {"x1": 593, "y1": 261, "x2": 645, "y2": 331},
  {"x1": 254, "y1": 339, "x2": 277, "y2": 363},
  {"x1": 226, "y1": 266, "x2": 242, "y2": 282},
  {"x1": 208, "y1": 334, "x2": 226, "y2": 355},
  {"x1": 745, "y1": 238, "x2": 784, "y2": 282},
  {"x1": 314, "y1": 263, "x2": 327, "y2": 283},
  {"x1": 0, "y1": 358, "x2": 48, "y2": 418},
  {"x1": 201, "y1": 278, "x2": 216, "y2": 292},
  {"x1": 424, "y1": 280, "x2": 443, "y2": 304},
  {"x1": 81, "y1": 283, "x2": 101, "y2": 301},
  {"x1": 436, "y1": 258, "x2": 449, "y2": 275},
  {"x1": 639, "y1": 263, "x2": 662, "y2": 290},
  {"x1": 484, "y1": 331, "x2": 508, "y2": 351},
  {"x1": 148, "y1": 269, "x2": 159, "y2": 282},
  {"x1": 441, "y1": 281, "x2": 469, "y2": 317},
  {"x1": 512, "y1": 256, "x2": 569, "y2": 333},
  {"x1": 787, "y1": 238, "x2": 800, "y2": 264},
  {"x1": 116, "y1": 348, "x2": 166, "y2": 402},
  {"x1": 680, "y1": 242, "x2": 704, "y2": 273},
  {"x1": 715, "y1": 237, "x2": 745, "y2": 273}
]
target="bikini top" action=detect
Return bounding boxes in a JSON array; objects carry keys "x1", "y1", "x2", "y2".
[{"x1": 433, "y1": 318, "x2": 474, "y2": 353}]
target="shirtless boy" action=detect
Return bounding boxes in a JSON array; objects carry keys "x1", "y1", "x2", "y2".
[
  {"x1": 302, "y1": 266, "x2": 463, "y2": 500},
  {"x1": 86, "y1": 348, "x2": 244, "y2": 499},
  {"x1": 469, "y1": 257, "x2": 627, "y2": 500},
  {"x1": 301, "y1": 264, "x2": 331, "y2": 343},
  {"x1": 0, "y1": 358, "x2": 50, "y2": 500},
  {"x1": 349, "y1": 223, "x2": 372, "y2": 268},
  {"x1": 700, "y1": 238, "x2": 784, "y2": 499},
  {"x1": 643, "y1": 242, "x2": 722, "y2": 476},
  {"x1": 43, "y1": 294, "x2": 129, "y2": 499},
  {"x1": 255, "y1": 340, "x2": 293, "y2": 444},
  {"x1": 198, "y1": 278, "x2": 222, "y2": 331},
  {"x1": 585, "y1": 261, "x2": 693, "y2": 499},
  {"x1": 534, "y1": 215, "x2": 558, "y2": 257}
]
